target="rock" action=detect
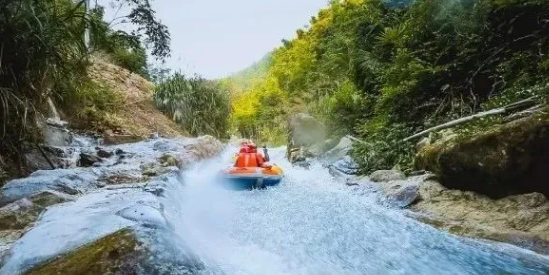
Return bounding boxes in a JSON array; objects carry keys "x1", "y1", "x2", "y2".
[
  {"x1": 328, "y1": 156, "x2": 359, "y2": 176},
  {"x1": 22, "y1": 228, "x2": 147, "y2": 275},
  {"x1": 408, "y1": 211, "x2": 549, "y2": 255},
  {"x1": 409, "y1": 170, "x2": 427, "y2": 176},
  {"x1": 509, "y1": 192, "x2": 548, "y2": 208},
  {"x1": 78, "y1": 153, "x2": 101, "y2": 167},
  {"x1": 321, "y1": 136, "x2": 354, "y2": 165},
  {"x1": 27, "y1": 190, "x2": 75, "y2": 208},
  {"x1": 115, "y1": 148, "x2": 126, "y2": 155},
  {"x1": 1, "y1": 176, "x2": 206, "y2": 275},
  {"x1": 184, "y1": 135, "x2": 225, "y2": 160},
  {"x1": 142, "y1": 167, "x2": 159, "y2": 177},
  {"x1": 369, "y1": 170, "x2": 406, "y2": 182},
  {"x1": 103, "y1": 130, "x2": 144, "y2": 145},
  {"x1": 0, "y1": 230, "x2": 24, "y2": 266},
  {"x1": 0, "y1": 199, "x2": 40, "y2": 230},
  {"x1": 0, "y1": 169, "x2": 98, "y2": 206},
  {"x1": 149, "y1": 132, "x2": 159, "y2": 139},
  {"x1": 286, "y1": 113, "x2": 325, "y2": 163},
  {"x1": 42, "y1": 119, "x2": 72, "y2": 147},
  {"x1": 116, "y1": 205, "x2": 167, "y2": 228},
  {"x1": 385, "y1": 184, "x2": 420, "y2": 208},
  {"x1": 158, "y1": 154, "x2": 180, "y2": 167},
  {"x1": 96, "y1": 149, "x2": 113, "y2": 158},
  {"x1": 415, "y1": 112, "x2": 549, "y2": 198},
  {"x1": 153, "y1": 140, "x2": 172, "y2": 152},
  {"x1": 100, "y1": 174, "x2": 145, "y2": 185},
  {"x1": 23, "y1": 145, "x2": 75, "y2": 171},
  {"x1": 0, "y1": 191, "x2": 74, "y2": 231},
  {"x1": 408, "y1": 174, "x2": 549, "y2": 254}
]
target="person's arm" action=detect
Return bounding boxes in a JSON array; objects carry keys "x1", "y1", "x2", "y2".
[{"x1": 262, "y1": 146, "x2": 270, "y2": 162}]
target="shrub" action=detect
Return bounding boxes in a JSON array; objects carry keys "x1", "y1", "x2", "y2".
[{"x1": 154, "y1": 74, "x2": 231, "y2": 138}]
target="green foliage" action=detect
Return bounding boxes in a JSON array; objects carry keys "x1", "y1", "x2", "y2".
[
  {"x1": 352, "y1": 123, "x2": 415, "y2": 174},
  {"x1": 154, "y1": 74, "x2": 230, "y2": 138},
  {"x1": 0, "y1": 0, "x2": 171, "y2": 177},
  {"x1": 89, "y1": 6, "x2": 150, "y2": 78},
  {"x1": 228, "y1": 0, "x2": 549, "y2": 173}
]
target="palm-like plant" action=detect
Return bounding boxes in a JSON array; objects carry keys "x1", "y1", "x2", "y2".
[
  {"x1": 0, "y1": 0, "x2": 171, "y2": 177},
  {"x1": 154, "y1": 74, "x2": 230, "y2": 138}
]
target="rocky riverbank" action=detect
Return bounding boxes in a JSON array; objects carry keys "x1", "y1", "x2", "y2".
[
  {"x1": 0, "y1": 134, "x2": 224, "y2": 274},
  {"x1": 287, "y1": 111, "x2": 549, "y2": 256}
]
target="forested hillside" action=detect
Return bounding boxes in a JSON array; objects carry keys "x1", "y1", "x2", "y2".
[{"x1": 227, "y1": 0, "x2": 549, "y2": 173}]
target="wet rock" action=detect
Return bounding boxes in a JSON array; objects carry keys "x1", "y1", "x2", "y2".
[
  {"x1": 116, "y1": 205, "x2": 167, "y2": 228},
  {"x1": 0, "y1": 190, "x2": 73, "y2": 231},
  {"x1": 286, "y1": 113, "x2": 325, "y2": 164},
  {"x1": 103, "y1": 130, "x2": 144, "y2": 145},
  {"x1": 0, "y1": 199, "x2": 40, "y2": 230},
  {"x1": 184, "y1": 135, "x2": 225, "y2": 160},
  {"x1": 0, "y1": 169, "x2": 98, "y2": 206},
  {"x1": 144, "y1": 186, "x2": 165, "y2": 197},
  {"x1": 408, "y1": 211, "x2": 549, "y2": 255},
  {"x1": 149, "y1": 132, "x2": 159, "y2": 139},
  {"x1": 42, "y1": 119, "x2": 72, "y2": 147},
  {"x1": 321, "y1": 136, "x2": 354, "y2": 165},
  {"x1": 329, "y1": 156, "x2": 359, "y2": 176},
  {"x1": 96, "y1": 149, "x2": 114, "y2": 159},
  {"x1": 142, "y1": 168, "x2": 158, "y2": 177},
  {"x1": 23, "y1": 145, "x2": 74, "y2": 171},
  {"x1": 21, "y1": 228, "x2": 147, "y2": 275},
  {"x1": 385, "y1": 184, "x2": 420, "y2": 208},
  {"x1": 159, "y1": 154, "x2": 180, "y2": 167},
  {"x1": 27, "y1": 190, "x2": 75, "y2": 208},
  {"x1": 78, "y1": 153, "x2": 101, "y2": 167},
  {"x1": 369, "y1": 170, "x2": 406, "y2": 182},
  {"x1": 100, "y1": 174, "x2": 145, "y2": 186},
  {"x1": 153, "y1": 140, "x2": 172, "y2": 152},
  {"x1": 0, "y1": 230, "x2": 24, "y2": 266},
  {"x1": 408, "y1": 173, "x2": 549, "y2": 254},
  {"x1": 115, "y1": 148, "x2": 126, "y2": 155},
  {"x1": 415, "y1": 112, "x2": 549, "y2": 198}
]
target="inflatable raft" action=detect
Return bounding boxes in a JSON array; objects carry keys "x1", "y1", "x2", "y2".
[{"x1": 219, "y1": 163, "x2": 284, "y2": 190}]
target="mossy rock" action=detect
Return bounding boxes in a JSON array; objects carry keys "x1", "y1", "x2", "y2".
[
  {"x1": 415, "y1": 112, "x2": 549, "y2": 199},
  {"x1": 24, "y1": 228, "x2": 144, "y2": 275}
]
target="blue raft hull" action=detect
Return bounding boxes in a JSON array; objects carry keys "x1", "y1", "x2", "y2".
[{"x1": 217, "y1": 174, "x2": 282, "y2": 191}]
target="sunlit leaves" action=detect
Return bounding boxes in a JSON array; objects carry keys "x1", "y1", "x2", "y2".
[{"x1": 154, "y1": 74, "x2": 230, "y2": 137}]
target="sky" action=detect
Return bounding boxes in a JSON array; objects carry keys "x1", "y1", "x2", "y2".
[{"x1": 98, "y1": 0, "x2": 329, "y2": 79}]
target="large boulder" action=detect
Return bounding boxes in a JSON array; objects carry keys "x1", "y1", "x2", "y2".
[
  {"x1": 286, "y1": 113, "x2": 326, "y2": 164},
  {"x1": 404, "y1": 174, "x2": 549, "y2": 254},
  {"x1": 21, "y1": 227, "x2": 205, "y2": 275},
  {"x1": 1, "y1": 178, "x2": 204, "y2": 275},
  {"x1": 23, "y1": 145, "x2": 76, "y2": 171},
  {"x1": 22, "y1": 228, "x2": 146, "y2": 275},
  {"x1": 0, "y1": 169, "x2": 99, "y2": 206},
  {"x1": 415, "y1": 112, "x2": 549, "y2": 199},
  {"x1": 184, "y1": 135, "x2": 225, "y2": 160},
  {"x1": 321, "y1": 136, "x2": 354, "y2": 165}
]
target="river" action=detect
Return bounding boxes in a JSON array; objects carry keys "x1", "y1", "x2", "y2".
[
  {"x1": 2, "y1": 139, "x2": 549, "y2": 275},
  {"x1": 162, "y1": 145, "x2": 549, "y2": 275}
]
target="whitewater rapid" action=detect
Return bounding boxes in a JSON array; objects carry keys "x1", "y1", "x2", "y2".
[{"x1": 162, "y1": 146, "x2": 549, "y2": 275}]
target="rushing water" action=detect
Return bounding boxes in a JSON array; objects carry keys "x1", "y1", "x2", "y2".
[{"x1": 160, "y1": 146, "x2": 549, "y2": 275}]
